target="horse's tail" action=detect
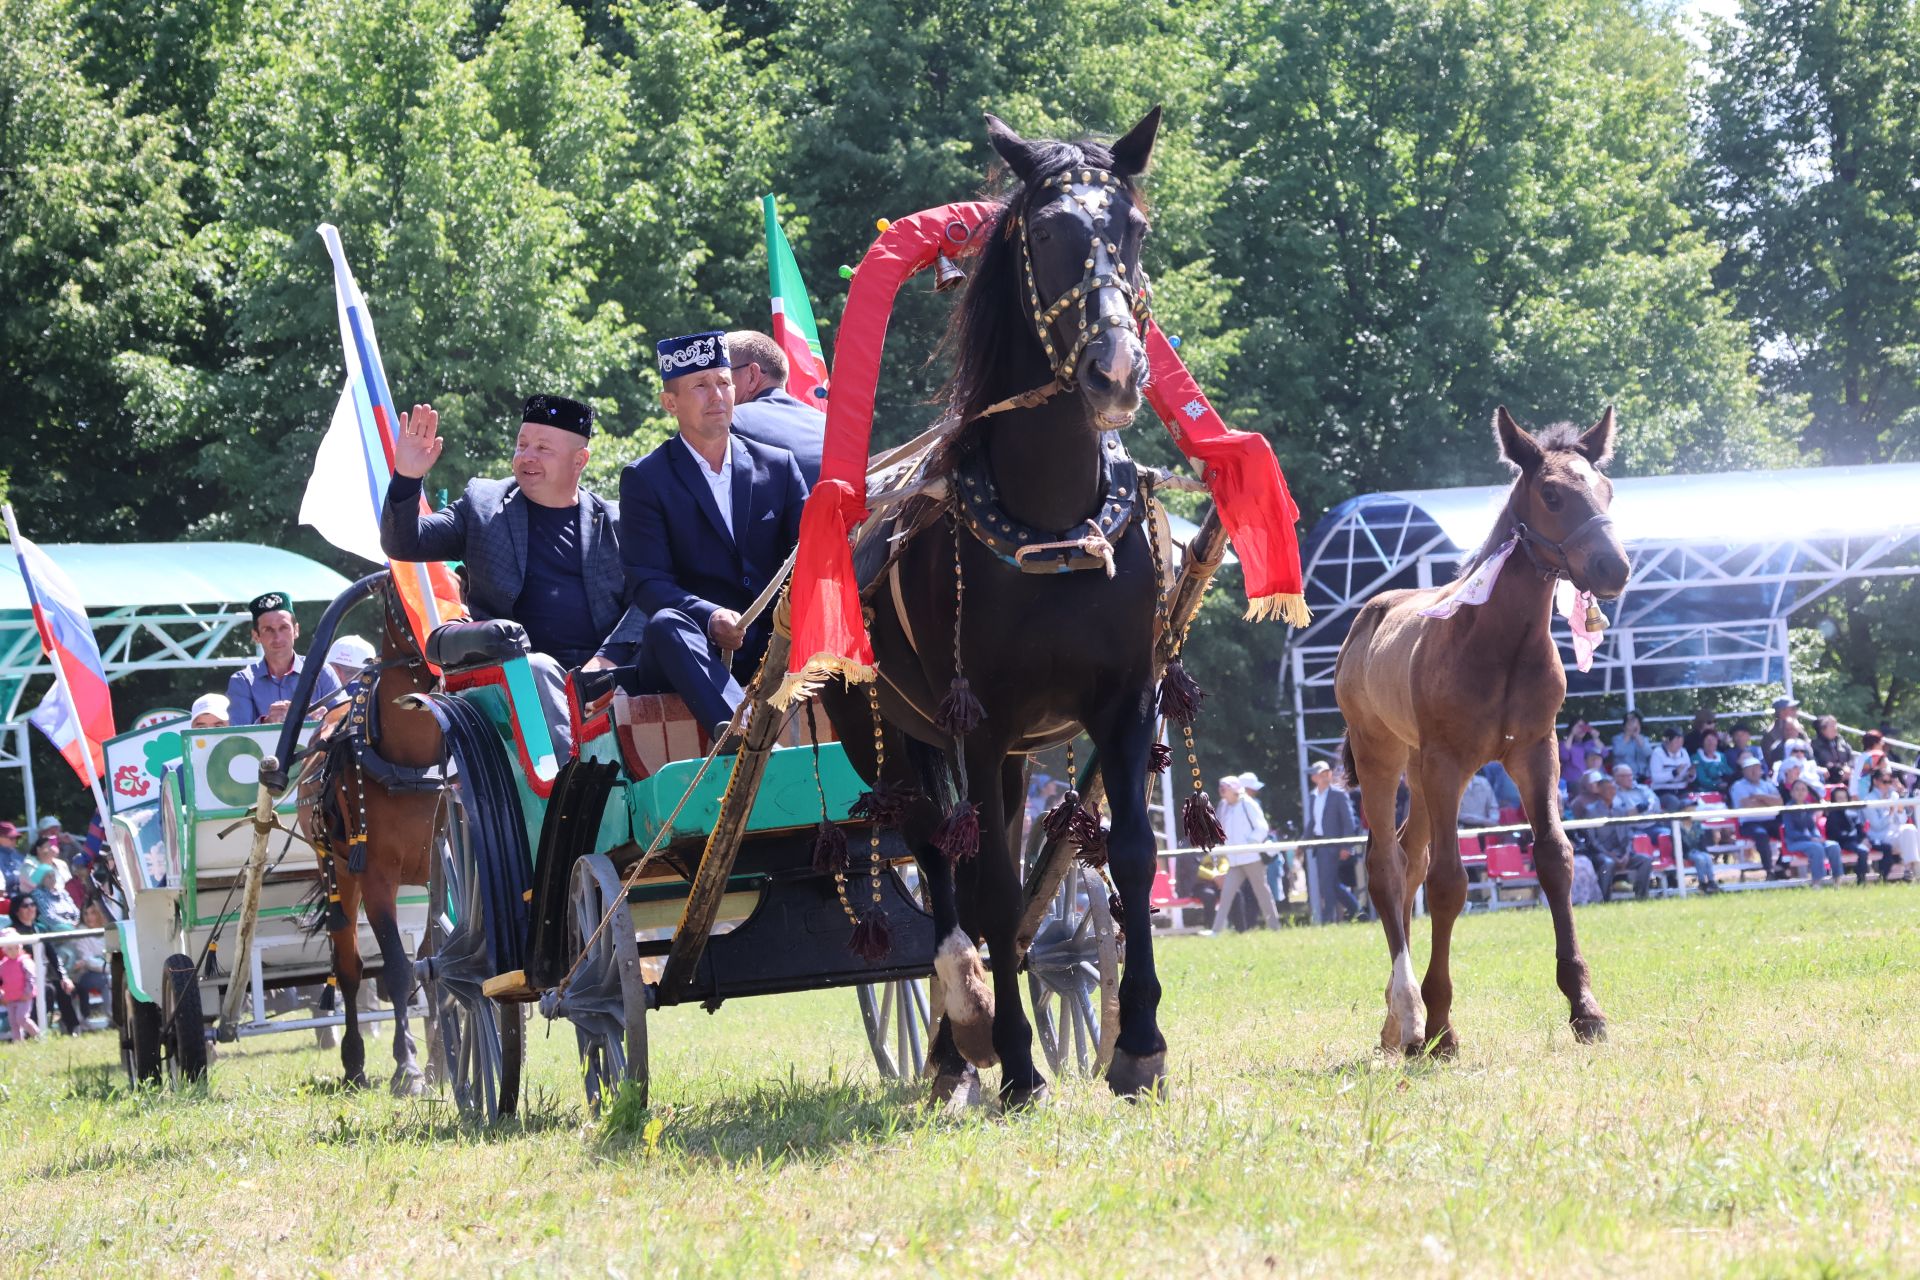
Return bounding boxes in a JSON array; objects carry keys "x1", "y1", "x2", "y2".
[
  {"x1": 902, "y1": 733, "x2": 955, "y2": 810},
  {"x1": 1339, "y1": 735, "x2": 1360, "y2": 790}
]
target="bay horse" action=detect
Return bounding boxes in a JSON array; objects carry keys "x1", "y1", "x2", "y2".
[
  {"x1": 824, "y1": 108, "x2": 1170, "y2": 1106},
  {"x1": 1334, "y1": 408, "x2": 1630, "y2": 1055},
  {"x1": 297, "y1": 575, "x2": 439, "y2": 1093}
]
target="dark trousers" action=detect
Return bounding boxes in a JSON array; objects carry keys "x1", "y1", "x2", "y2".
[
  {"x1": 1588, "y1": 850, "x2": 1653, "y2": 901},
  {"x1": 1313, "y1": 846, "x2": 1359, "y2": 922},
  {"x1": 1739, "y1": 818, "x2": 1781, "y2": 873},
  {"x1": 629, "y1": 608, "x2": 751, "y2": 732}
]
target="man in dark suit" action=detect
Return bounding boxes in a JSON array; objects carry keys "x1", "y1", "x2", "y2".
[
  {"x1": 381, "y1": 394, "x2": 644, "y2": 748},
  {"x1": 619, "y1": 332, "x2": 807, "y2": 736},
  {"x1": 1305, "y1": 760, "x2": 1363, "y2": 923},
  {"x1": 724, "y1": 330, "x2": 825, "y2": 485}
]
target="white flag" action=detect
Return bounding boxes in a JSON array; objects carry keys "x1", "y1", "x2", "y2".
[{"x1": 299, "y1": 380, "x2": 388, "y2": 565}]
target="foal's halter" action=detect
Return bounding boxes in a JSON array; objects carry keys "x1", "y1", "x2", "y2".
[
  {"x1": 973, "y1": 166, "x2": 1153, "y2": 422},
  {"x1": 1514, "y1": 512, "x2": 1616, "y2": 593}
]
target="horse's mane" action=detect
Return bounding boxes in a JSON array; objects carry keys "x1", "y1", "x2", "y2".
[
  {"x1": 935, "y1": 134, "x2": 1134, "y2": 456},
  {"x1": 1454, "y1": 422, "x2": 1593, "y2": 580}
]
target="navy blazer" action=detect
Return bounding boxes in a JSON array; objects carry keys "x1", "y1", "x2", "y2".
[
  {"x1": 379, "y1": 476, "x2": 645, "y2": 662},
  {"x1": 729, "y1": 388, "x2": 826, "y2": 486},
  {"x1": 618, "y1": 434, "x2": 807, "y2": 663}
]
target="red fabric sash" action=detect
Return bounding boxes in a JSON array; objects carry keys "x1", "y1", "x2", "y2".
[{"x1": 773, "y1": 200, "x2": 1307, "y2": 707}]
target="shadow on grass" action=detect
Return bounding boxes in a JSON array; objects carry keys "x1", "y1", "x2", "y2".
[
  {"x1": 307, "y1": 1082, "x2": 582, "y2": 1146},
  {"x1": 593, "y1": 1068, "x2": 928, "y2": 1168}
]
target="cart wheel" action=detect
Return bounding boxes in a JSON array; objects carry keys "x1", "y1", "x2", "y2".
[
  {"x1": 160, "y1": 953, "x2": 208, "y2": 1084},
  {"x1": 563, "y1": 853, "x2": 649, "y2": 1114},
  {"x1": 423, "y1": 821, "x2": 519, "y2": 1122},
  {"x1": 856, "y1": 978, "x2": 931, "y2": 1080},
  {"x1": 1027, "y1": 866, "x2": 1119, "y2": 1075},
  {"x1": 113, "y1": 952, "x2": 162, "y2": 1087}
]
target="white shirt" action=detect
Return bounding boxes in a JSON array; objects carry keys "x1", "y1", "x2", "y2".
[
  {"x1": 1218, "y1": 795, "x2": 1269, "y2": 865},
  {"x1": 1648, "y1": 744, "x2": 1692, "y2": 789},
  {"x1": 679, "y1": 435, "x2": 734, "y2": 536}
]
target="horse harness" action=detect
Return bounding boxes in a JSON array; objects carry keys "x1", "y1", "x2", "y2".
[
  {"x1": 974, "y1": 166, "x2": 1153, "y2": 423},
  {"x1": 1513, "y1": 512, "x2": 1617, "y2": 593}
]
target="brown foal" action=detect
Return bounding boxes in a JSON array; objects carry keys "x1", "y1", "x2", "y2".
[{"x1": 1334, "y1": 407, "x2": 1631, "y2": 1055}]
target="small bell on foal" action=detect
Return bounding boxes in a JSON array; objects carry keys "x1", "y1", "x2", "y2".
[{"x1": 1334, "y1": 407, "x2": 1631, "y2": 1056}]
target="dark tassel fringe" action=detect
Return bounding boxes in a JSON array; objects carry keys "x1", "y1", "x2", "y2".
[
  {"x1": 1149, "y1": 742, "x2": 1173, "y2": 773},
  {"x1": 1042, "y1": 790, "x2": 1083, "y2": 841},
  {"x1": 1070, "y1": 806, "x2": 1108, "y2": 866},
  {"x1": 1108, "y1": 892, "x2": 1126, "y2": 920},
  {"x1": 936, "y1": 801, "x2": 981, "y2": 860},
  {"x1": 325, "y1": 902, "x2": 349, "y2": 933},
  {"x1": 935, "y1": 676, "x2": 985, "y2": 737},
  {"x1": 848, "y1": 908, "x2": 893, "y2": 962},
  {"x1": 347, "y1": 841, "x2": 368, "y2": 875},
  {"x1": 1182, "y1": 791, "x2": 1226, "y2": 852},
  {"x1": 849, "y1": 782, "x2": 916, "y2": 830},
  {"x1": 1158, "y1": 658, "x2": 1204, "y2": 726},
  {"x1": 811, "y1": 819, "x2": 849, "y2": 875},
  {"x1": 202, "y1": 943, "x2": 220, "y2": 978}
]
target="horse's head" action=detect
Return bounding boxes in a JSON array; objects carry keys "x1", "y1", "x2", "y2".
[
  {"x1": 375, "y1": 572, "x2": 433, "y2": 684},
  {"x1": 976, "y1": 108, "x2": 1161, "y2": 429},
  {"x1": 1494, "y1": 406, "x2": 1631, "y2": 599}
]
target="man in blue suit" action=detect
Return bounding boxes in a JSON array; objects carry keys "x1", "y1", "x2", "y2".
[
  {"x1": 619, "y1": 332, "x2": 808, "y2": 736},
  {"x1": 725, "y1": 330, "x2": 826, "y2": 485}
]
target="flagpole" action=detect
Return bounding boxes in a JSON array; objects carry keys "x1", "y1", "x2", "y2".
[{"x1": 2, "y1": 504, "x2": 113, "y2": 825}]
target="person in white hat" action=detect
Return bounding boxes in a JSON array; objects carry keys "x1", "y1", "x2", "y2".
[
  {"x1": 189, "y1": 693, "x2": 230, "y2": 729},
  {"x1": 1240, "y1": 771, "x2": 1294, "y2": 905},
  {"x1": 1205, "y1": 772, "x2": 1279, "y2": 934},
  {"x1": 325, "y1": 634, "x2": 378, "y2": 690}
]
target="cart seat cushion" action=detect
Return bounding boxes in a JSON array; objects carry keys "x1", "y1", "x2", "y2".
[
  {"x1": 611, "y1": 690, "x2": 839, "y2": 779},
  {"x1": 426, "y1": 619, "x2": 530, "y2": 670}
]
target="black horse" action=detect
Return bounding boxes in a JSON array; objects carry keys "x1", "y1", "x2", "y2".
[{"x1": 824, "y1": 108, "x2": 1169, "y2": 1105}]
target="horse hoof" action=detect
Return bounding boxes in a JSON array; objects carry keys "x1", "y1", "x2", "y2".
[
  {"x1": 390, "y1": 1066, "x2": 426, "y2": 1098},
  {"x1": 345, "y1": 1071, "x2": 371, "y2": 1091},
  {"x1": 1572, "y1": 1014, "x2": 1608, "y2": 1044},
  {"x1": 1420, "y1": 1028, "x2": 1459, "y2": 1060},
  {"x1": 1105, "y1": 1049, "x2": 1168, "y2": 1100},
  {"x1": 928, "y1": 1064, "x2": 983, "y2": 1114},
  {"x1": 1000, "y1": 1076, "x2": 1050, "y2": 1112}
]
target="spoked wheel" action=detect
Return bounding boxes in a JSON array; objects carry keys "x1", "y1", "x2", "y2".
[
  {"x1": 856, "y1": 978, "x2": 931, "y2": 1080},
  {"x1": 160, "y1": 953, "x2": 208, "y2": 1084},
  {"x1": 559, "y1": 853, "x2": 649, "y2": 1114},
  {"x1": 113, "y1": 952, "x2": 162, "y2": 1087},
  {"x1": 422, "y1": 822, "x2": 520, "y2": 1121},
  {"x1": 1027, "y1": 865, "x2": 1121, "y2": 1075}
]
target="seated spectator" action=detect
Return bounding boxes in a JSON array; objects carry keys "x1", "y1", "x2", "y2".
[
  {"x1": 1762, "y1": 696, "x2": 1803, "y2": 766},
  {"x1": 189, "y1": 692, "x2": 229, "y2": 729},
  {"x1": 1683, "y1": 708, "x2": 1718, "y2": 754},
  {"x1": 1782, "y1": 777, "x2": 1845, "y2": 885},
  {"x1": 1729, "y1": 754, "x2": 1784, "y2": 876},
  {"x1": 1692, "y1": 729, "x2": 1737, "y2": 794},
  {"x1": 1573, "y1": 771, "x2": 1651, "y2": 900},
  {"x1": 1810, "y1": 715, "x2": 1852, "y2": 786},
  {"x1": 1850, "y1": 731, "x2": 1889, "y2": 798},
  {"x1": 8, "y1": 896, "x2": 77, "y2": 1035},
  {"x1": 1821, "y1": 786, "x2": 1874, "y2": 885},
  {"x1": 1460, "y1": 769, "x2": 1500, "y2": 829},
  {"x1": 1561, "y1": 720, "x2": 1604, "y2": 780},
  {"x1": 1610, "y1": 763, "x2": 1658, "y2": 834},
  {"x1": 1860, "y1": 769, "x2": 1919, "y2": 882},
  {"x1": 1725, "y1": 723, "x2": 1760, "y2": 769},
  {"x1": 1609, "y1": 711, "x2": 1652, "y2": 782},
  {"x1": 1482, "y1": 761, "x2": 1522, "y2": 811},
  {"x1": 1774, "y1": 739, "x2": 1815, "y2": 789},
  {"x1": 1678, "y1": 816, "x2": 1722, "y2": 893},
  {"x1": 24, "y1": 849, "x2": 79, "y2": 932},
  {"x1": 0, "y1": 822, "x2": 26, "y2": 897},
  {"x1": 67, "y1": 899, "x2": 110, "y2": 1019},
  {"x1": 1648, "y1": 729, "x2": 1694, "y2": 809}
]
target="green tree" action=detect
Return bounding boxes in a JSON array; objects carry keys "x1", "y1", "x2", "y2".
[
  {"x1": 0, "y1": 0, "x2": 210, "y2": 542},
  {"x1": 1696, "y1": 0, "x2": 1920, "y2": 466}
]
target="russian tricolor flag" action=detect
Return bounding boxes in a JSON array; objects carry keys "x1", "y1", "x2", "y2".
[
  {"x1": 3, "y1": 510, "x2": 115, "y2": 785},
  {"x1": 299, "y1": 224, "x2": 464, "y2": 655}
]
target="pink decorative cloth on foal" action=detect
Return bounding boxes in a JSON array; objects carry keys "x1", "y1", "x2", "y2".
[{"x1": 1417, "y1": 536, "x2": 1601, "y2": 673}]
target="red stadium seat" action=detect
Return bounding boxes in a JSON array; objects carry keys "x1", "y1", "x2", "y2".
[
  {"x1": 1457, "y1": 834, "x2": 1483, "y2": 861},
  {"x1": 1483, "y1": 842, "x2": 1539, "y2": 908},
  {"x1": 1498, "y1": 805, "x2": 1527, "y2": 827},
  {"x1": 1631, "y1": 834, "x2": 1654, "y2": 856}
]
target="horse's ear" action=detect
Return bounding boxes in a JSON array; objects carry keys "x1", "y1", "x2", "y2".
[
  {"x1": 1493, "y1": 406, "x2": 1542, "y2": 473},
  {"x1": 986, "y1": 113, "x2": 1042, "y2": 183},
  {"x1": 1111, "y1": 105, "x2": 1162, "y2": 177},
  {"x1": 1577, "y1": 406, "x2": 1616, "y2": 469}
]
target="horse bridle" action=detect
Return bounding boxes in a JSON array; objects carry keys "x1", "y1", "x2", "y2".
[
  {"x1": 1513, "y1": 512, "x2": 1617, "y2": 592},
  {"x1": 975, "y1": 166, "x2": 1153, "y2": 421}
]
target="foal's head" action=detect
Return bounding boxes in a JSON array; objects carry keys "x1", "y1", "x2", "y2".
[{"x1": 1493, "y1": 406, "x2": 1631, "y2": 599}]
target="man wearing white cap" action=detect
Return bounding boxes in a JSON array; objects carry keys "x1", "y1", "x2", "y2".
[
  {"x1": 1205, "y1": 774, "x2": 1279, "y2": 934},
  {"x1": 189, "y1": 694, "x2": 229, "y2": 728},
  {"x1": 325, "y1": 635, "x2": 378, "y2": 690}
]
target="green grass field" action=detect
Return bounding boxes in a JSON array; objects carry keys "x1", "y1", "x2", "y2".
[{"x1": 4, "y1": 887, "x2": 1918, "y2": 1277}]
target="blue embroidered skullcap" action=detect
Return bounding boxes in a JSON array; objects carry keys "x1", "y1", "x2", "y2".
[
  {"x1": 521, "y1": 394, "x2": 593, "y2": 438},
  {"x1": 656, "y1": 331, "x2": 731, "y2": 383}
]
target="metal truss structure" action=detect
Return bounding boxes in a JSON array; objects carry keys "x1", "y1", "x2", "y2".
[{"x1": 1285, "y1": 463, "x2": 1920, "y2": 809}]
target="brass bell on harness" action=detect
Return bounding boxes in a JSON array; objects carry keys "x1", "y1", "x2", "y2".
[
  {"x1": 933, "y1": 253, "x2": 966, "y2": 292},
  {"x1": 1585, "y1": 599, "x2": 1607, "y2": 633}
]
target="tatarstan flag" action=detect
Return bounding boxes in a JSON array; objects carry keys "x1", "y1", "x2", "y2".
[{"x1": 763, "y1": 195, "x2": 830, "y2": 405}]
